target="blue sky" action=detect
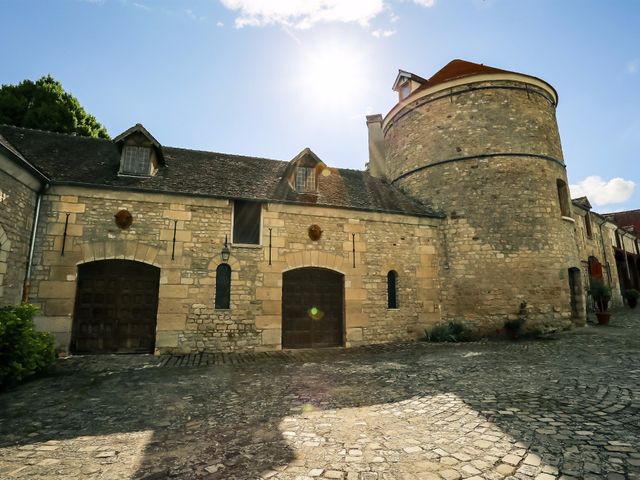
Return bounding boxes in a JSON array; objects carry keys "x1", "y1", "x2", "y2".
[{"x1": 1, "y1": 0, "x2": 639, "y2": 212}]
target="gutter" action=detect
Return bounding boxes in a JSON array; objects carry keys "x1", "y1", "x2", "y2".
[{"x1": 22, "y1": 183, "x2": 49, "y2": 303}]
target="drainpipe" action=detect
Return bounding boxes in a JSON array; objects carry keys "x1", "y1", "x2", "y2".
[{"x1": 22, "y1": 183, "x2": 48, "y2": 303}]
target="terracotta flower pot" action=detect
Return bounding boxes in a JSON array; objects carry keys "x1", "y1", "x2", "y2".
[{"x1": 595, "y1": 312, "x2": 611, "y2": 325}]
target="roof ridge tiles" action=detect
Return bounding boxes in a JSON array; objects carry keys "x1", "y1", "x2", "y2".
[
  {"x1": 0, "y1": 123, "x2": 113, "y2": 142},
  {"x1": 163, "y1": 145, "x2": 286, "y2": 164}
]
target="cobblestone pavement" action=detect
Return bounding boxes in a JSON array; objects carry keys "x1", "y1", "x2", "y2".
[{"x1": 1, "y1": 310, "x2": 640, "y2": 480}]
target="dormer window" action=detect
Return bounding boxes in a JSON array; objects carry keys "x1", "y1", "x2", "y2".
[
  {"x1": 392, "y1": 70, "x2": 427, "y2": 102},
  {"x1": 400, "y1": 81, "x2": 411, "y2": 100},
  {"x1": 113, "y1": 123, "x2": 163, "y2": 178},
  {"x1": 120, "y1": 145, "x2": 151, "y2": 176},
  {"x1": 296, "y1": 167, "x2": 316, "y2": 192}
]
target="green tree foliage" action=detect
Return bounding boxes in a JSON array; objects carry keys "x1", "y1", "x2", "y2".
[
  {"x1": 0, "y1": 304, "x2": 55, "y2": 387},
  {"x1": 0, "y1": 75, "x2": 109, "y2": 139}
]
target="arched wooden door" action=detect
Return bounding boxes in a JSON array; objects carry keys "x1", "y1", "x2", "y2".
[
  {"x1": 71, "y1": 260, "x2": 160, "y2": 354},
  {"x1": 282, "y1": 268, "x2": 344, "y2": 349}
]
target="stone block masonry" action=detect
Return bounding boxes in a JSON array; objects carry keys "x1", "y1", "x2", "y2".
[
  {"x1": 0, "y1": 155, "x2": 39, "y2": 305},
  {"x1": 384, "y1": 79, "x2": 583, "y2": 331},
  {"x1": 29, "y1": 185, "x2": 442, "y2": 354}
]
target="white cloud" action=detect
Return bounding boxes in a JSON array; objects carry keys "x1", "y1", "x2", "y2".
[
  {"x1": 132, "y1": 2, "x2": 151, "y2": 11},
  {"x1": 372, "y1": 29, "x2": 395, "y2": 37},
  {"x1": 217, "y1": 21, "x2": 225, "y2": 27},
  {"x1": 184, "y1": 8, "x2": 206, "y2": 21},
  {"x1": 411, "y1": 0, "x2": 435, "y2": 6},
  {"x1": 570, "y1": 176, "x2": 636, "y2": 206},
  {"x1": 627, "y1": 59, "x2": 638, "y2": 75},
  {"x1": 219, "y1": 0, "x2": 434, "y2": 29}
]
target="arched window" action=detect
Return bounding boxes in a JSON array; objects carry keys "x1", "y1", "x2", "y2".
[
  {"x1": 215, "y1": 263, "x2": 231, "y2": 309},
  {"x1": 556, "y1": 179, "x2": 571, "y2": 217},
  {"x1": 387, "y1": 270, "x2": 398, "y2": 309}
]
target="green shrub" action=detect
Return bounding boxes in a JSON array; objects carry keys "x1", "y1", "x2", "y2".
[
  {"x1": 424, "y1": 321, "x2": 472, "y2": 342},
  {"x1": 624, "y1": 289, "x2": 640, "y2": 300},
  {"x1": 0, "y1": 304, "x2": 55, "y2": 387}
]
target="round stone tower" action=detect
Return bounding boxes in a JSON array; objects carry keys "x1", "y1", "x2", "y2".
[{"x1": 381, "y1": 60, "x2": 583, "y2": 330}]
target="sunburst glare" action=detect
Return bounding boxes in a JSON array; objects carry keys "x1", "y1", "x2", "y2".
[{"x1": 296, "y1": 41, "x2": 369, "y2": 112}]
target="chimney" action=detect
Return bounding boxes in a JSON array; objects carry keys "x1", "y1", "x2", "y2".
[{"x1": 366, "y1": 114, "x2": 386, "y2": 178}]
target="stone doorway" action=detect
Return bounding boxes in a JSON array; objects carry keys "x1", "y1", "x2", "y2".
[
  {"x1": 282, "y1": 267, "x2": 344, "y2": 349},
  {"x1": 71, "y1": 260, "x2": 160, "y2": 354}
]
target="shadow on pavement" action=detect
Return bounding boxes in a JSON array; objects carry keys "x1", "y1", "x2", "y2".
[{"x1": 0, "y1": 309, "x2": 639, "y2": 479}]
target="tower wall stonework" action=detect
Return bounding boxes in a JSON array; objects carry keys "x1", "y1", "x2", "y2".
[{"x1": 384, "y1": 78, "x2": 583, "y2": 331}]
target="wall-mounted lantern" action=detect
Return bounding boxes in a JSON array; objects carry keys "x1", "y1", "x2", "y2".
[{"x1": 221, "y1": 234, "x2": 231, "y2": 262}]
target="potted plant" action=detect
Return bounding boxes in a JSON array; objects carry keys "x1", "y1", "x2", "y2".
[
  {"x1": 589, "y1": 279, "x2": 612, "y2": 325},
  {"x1": 624, "y1": 289, "x2": 639, "y2": 309}
]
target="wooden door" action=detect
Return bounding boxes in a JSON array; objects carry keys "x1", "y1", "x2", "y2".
[
  {"x1": 588, "y1": 256, "x2": 603, "y2": 279},
  {"x1": 282, "y1": 268, "x2": 344, "y2": 349},
  {"x1": 71, "y1": 260, "x2": 160, "y2": 354}
]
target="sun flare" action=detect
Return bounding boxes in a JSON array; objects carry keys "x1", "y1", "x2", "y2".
[{"x1": 298, "y1": 43, "x2": 368, "y2": 111}]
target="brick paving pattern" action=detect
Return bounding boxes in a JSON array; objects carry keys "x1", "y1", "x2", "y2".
[{"x1": 1, "y1": 309, "x2": 639, "y2": 479}]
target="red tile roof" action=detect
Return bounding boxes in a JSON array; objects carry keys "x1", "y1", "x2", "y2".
[{"x1": 413, "y1": 59, "x2": 519, "y2": 95}]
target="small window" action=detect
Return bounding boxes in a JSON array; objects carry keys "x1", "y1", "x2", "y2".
[
  {"x1": 232, "y1": 200, "x2": 261, "y2": 245},
  {"x1": 120, "y1": 145, "x2": 151, "y2": 175},
  {"x1": 387, "y1": 270, "x2": 398, "y2": 309},
  {"x1": 584, "y1": 213, "x2": 593, "y2": 238},
  {"x1": 556, "y1": 179, "x2": 571, "y2": 217},
  {"x1": 400, "y1": 81, "x2": 411, "y2": 100},
  {"x1": 296, "y1": 167, "x2": 316, "y2": 192},
  {"x1": 215, "y1": 263, "x2": 231, "y2": 309}
]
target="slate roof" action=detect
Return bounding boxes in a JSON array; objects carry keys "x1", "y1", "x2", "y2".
[
  {"x1": 0, "y1": 124, "x2": 441, "y2": 218},
  {"x1": 572, "y1": 196, "x2": 592, "y2": 210}
]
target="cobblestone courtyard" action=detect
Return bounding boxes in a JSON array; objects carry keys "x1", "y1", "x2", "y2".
[{"x1": 1, "y1": 310, "x2": 640, "y2": 480}]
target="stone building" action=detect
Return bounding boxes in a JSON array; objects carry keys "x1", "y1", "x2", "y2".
[
  {"x1": 603, "y1": 208, "x2": 640, "y2": 293},
  {"x1": 0, "y1": 59, "x2": 637, "y2": 354}
]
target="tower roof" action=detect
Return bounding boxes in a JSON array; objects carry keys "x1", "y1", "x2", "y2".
[{"x1": 416, "y1": 59, "x2": 513, "y2": 92}]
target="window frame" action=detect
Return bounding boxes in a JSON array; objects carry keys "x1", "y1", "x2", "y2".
[
  {"x1": 387, "y1": 270, "x2": 399, "y2": 309},
  {"x1": 295, "y1": 166, "x2": 317, "y2": 193},
  {"x1": 215, "y1": 263, "x2": 231, "y2": 310},
  {"x1": 120, "y1": 145, "x2": 151, "y2": 176},
  {"x1": 399, "y1": 81, "x2": 411, "y2": 100},
  {"x1": 584, "y1": 213, "x2": 593, "y2": 238},
  {"x1": 231, "y1": 200, "x2": 262, "y2": 246},
  {"x1": 556, "y1": 179, "x2": 571, "y2": 218}
]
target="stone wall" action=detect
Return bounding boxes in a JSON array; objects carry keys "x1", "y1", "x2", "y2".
[
  {"x1": 572, "y1": 208, "x2": 624, "y2": 307},
  {"x1": 0, "y1": 153, "x2": 39, "y2": 305},
  {"x1": 383, "y1": 78, "x2": 582, "y2": 332},
  {"x1": 29, "y1": 185, "x2": 442, "y2": 353}
]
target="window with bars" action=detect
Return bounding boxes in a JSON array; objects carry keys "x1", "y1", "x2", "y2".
[
  {"x1": 120, "y1": 146, "x2": 151, "y2": 176},
  {"x1": 232, "y1": 200, "x2": 261, "y2": 245},
  {"x1": 215, "y1": 263, "x2": 231, "y2": 309},
  {"x1": 295, "y1": 167, "x2": 316, "y2": 192}
]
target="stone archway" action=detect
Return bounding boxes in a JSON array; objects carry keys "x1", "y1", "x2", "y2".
[
  {"x1": 282, "y1": 267, "x2": 344, "y2": 349},
  {"x1": 71, "y1": 259, "x2": 160, "y2": 354}
]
